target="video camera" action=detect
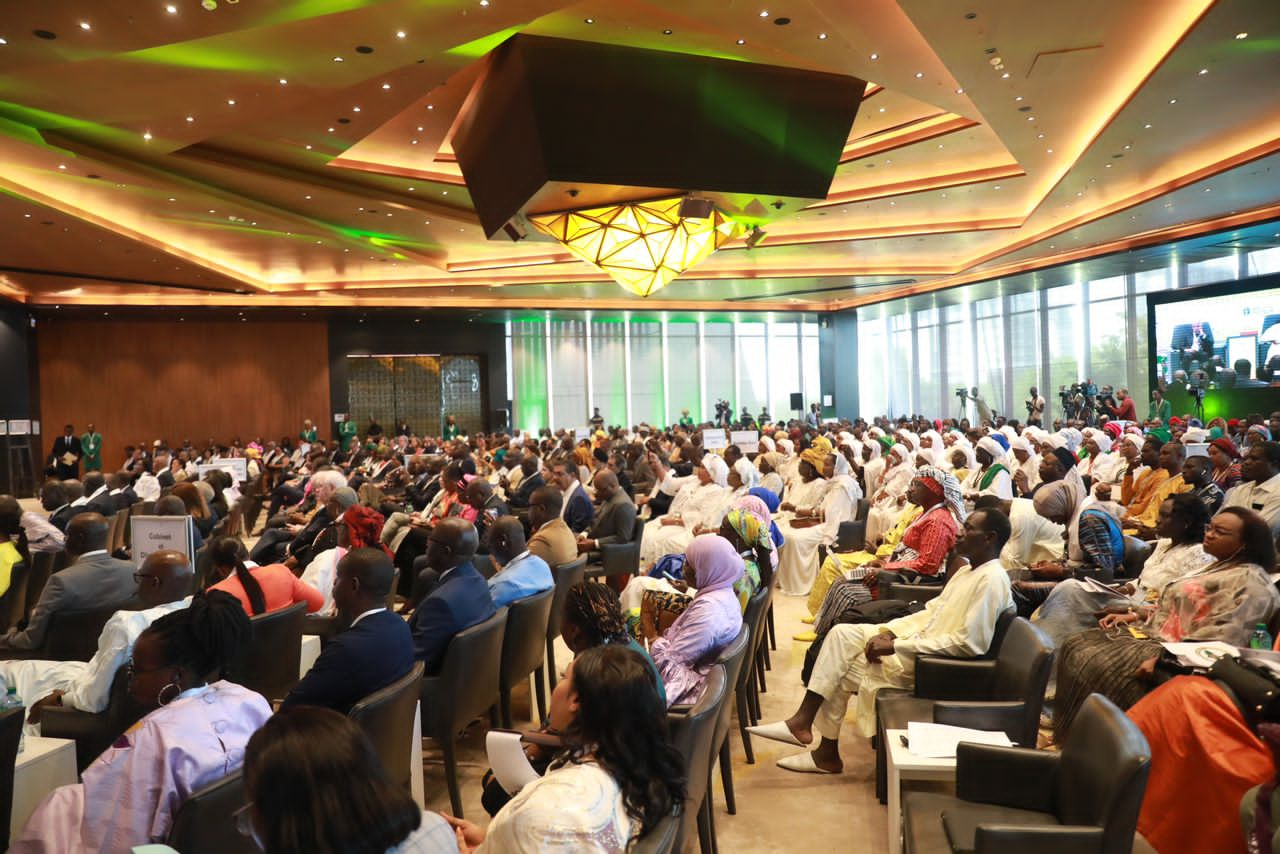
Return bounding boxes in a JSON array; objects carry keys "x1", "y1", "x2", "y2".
[{"x1": 954, "y1": 387, "x2": 969, "y2": 400}]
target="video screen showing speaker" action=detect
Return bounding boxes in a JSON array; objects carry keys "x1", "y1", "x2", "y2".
[{"x1": 1151, "y1": 282, "x2": 1280, "y2": 391}]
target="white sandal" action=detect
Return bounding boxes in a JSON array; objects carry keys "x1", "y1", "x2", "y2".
[
  {"x1": 746, "y1": 720, "x2": 806, "y2": 747},
  {"x1": 777, "y1": 752, "x2": 840, "y2": 774}
]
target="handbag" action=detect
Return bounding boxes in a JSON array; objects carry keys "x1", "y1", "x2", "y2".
[{"x1": 1209, "y1": 655, "x2": 1280, "y2": 730}]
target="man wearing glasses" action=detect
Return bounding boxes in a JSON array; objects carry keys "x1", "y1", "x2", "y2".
[{"x1": 3, "y1": 551, "x2": 194, "y2": 729}]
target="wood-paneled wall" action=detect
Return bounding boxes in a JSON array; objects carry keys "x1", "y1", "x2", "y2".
[{"x1": 37, "y1": 318, "x2": 331, "y2": 468}]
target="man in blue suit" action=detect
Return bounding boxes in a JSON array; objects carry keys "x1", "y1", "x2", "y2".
[
  {"x1": 410, "y1": 517, "x2": 497, "y2": 674},
  {"x1": 550, "y1": 460, "x2": 595, "y2": 534},
  {"x1": 280, "y1": 547, "x2": 414, "y2": 714}
]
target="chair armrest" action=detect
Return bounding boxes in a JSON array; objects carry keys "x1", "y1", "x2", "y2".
[
  {"x1": 914, "y1": 657, "x2": 997, "y2": 700},
  {"x1": 973, "y1": 825, "x2": 1103, "y2": 854},
  {"x1": 0, "y1": 648, "x2": 46, "y2": 662},
  {"x1": 39, "y1": 706, "x2": 108, "y2": 741},
  {"x1": 956, "y1": 743, "x2": 1059, "y2": 812},
  {"x1": 933, "y1": 701, "x2": 1026, "y2": 743},
  {"x1": 667, "y1": 704, "x2": 694, "y2": 715}
]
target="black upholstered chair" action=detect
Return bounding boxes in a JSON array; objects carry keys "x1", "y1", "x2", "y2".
[
  {"x1": 1121, "y1": 536, "x2": 1152, "y2": 579},
  {"x1": 707, "y1": 626, "x2": 750, "y2": 816},
  {"x1": 225, "y1": 601, "x2": 306, "y2": 703},
  {"x1": 497, "y1": 586, "x2": 554, "y2": 727},
  {"x1": 631, "y1": 809, "x2": 682, "y2": 854},
  {"x1": 0, "y1": 604, "x2": 131, "y2": 663},
  {"x1": 349, "y1": 660, "x2": 426, "y2": 792},
  {"x1": 667, "y1": 664, "x2": 727, "y2": 854},
  {"x1": 166, "y1": 770, "x2": 256, "y2": 854},
  {"x1": 421, "y1": 607, "x2": 507, "y2": 818},
  {"x1": 0, "y1": 706, "x2": 24, "y2": 850},
  {"x1": 875, "y1": 616, "x2": 1055, "y2": 803},
  {"x1": 588, "y1": 519, "x2": 644, "y2": 581},
  {"x1": 901, "y1": 693, "x2": 1150, "y2": 854},
  {"x1": 0, "y1": 560, "x2": 26, "y2": 632},
  {"x1": 546, "y1": 556, "x2": 587, "y2": 690},
  {"x1": 855, "y1": 498, "x2": 871, "y2": 521},
  {"x1": 737, "y1": 584, "x2": 771, "y2": 764},
  {"x1": 40, "y1": 664, "x2": 149, "y2": 771}
]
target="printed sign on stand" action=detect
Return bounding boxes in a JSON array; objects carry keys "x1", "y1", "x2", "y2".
[{"x1": 131, "y1": 515, "x2": 195, "y2": 568}]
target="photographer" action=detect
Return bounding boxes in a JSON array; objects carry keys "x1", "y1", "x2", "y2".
[
  {"x1": 1025, "y1": 387, "x2": 1045, "y2": 426},
  {"x1": 962, "y1": 387, "x2": 994, "y2": 425}
]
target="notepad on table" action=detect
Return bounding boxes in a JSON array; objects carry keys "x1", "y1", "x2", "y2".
[{"x1": 905, "y1": 721, "x2": 1014, "y2": 758}]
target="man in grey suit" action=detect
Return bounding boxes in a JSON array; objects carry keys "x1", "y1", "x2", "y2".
[
  {"x1": 0, "y1": 513, "x2": 138, "y2": 651},
  {"x1": 578, "y1": 470, "x2": 638, "y2": 556}
]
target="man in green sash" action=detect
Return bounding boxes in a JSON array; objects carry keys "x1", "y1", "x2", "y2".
[{"x1": 81, "y1": 424, "x2": 102, "y2": 473}]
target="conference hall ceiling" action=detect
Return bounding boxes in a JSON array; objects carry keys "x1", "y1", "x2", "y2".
[{"x1": 0, "y1": 0, "x2": 1278, "y2": 310}]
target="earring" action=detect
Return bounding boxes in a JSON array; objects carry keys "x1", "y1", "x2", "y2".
[{"x1": 157, "y1": 681, "x2": 181, "y2": 706}]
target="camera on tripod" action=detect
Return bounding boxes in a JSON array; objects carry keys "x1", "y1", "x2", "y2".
[{"x1": 954, "y1": 387, "x2": 969, "y2": 400}]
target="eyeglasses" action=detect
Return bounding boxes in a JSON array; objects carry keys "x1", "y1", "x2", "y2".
[{"x1": 132, "y1": 572, "x2": 159, "y2": 586}]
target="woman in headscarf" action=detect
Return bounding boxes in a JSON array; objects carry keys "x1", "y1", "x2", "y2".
[
  {"x1": 649, "y1": 534, "x2": 745, "y2": 705},
  {"x1": 748, "y1": 486, "x2": 786, "y2": 554},
  {"x1": 1078, "y1": 431, "x2": 1118, "y2": 488},
  {"x1": 1207, "y1": 436, "x2": 1243, "y2": 491},
  {"x1": 1052, "y1": 507, "x2": 1280, "y2": 741},
  {"x1": 775, "y1": 446, "x2": 861, "y2": 597},
  {"x1": 730, "y1": 456, "x2": 761, "y2": 498},
  {"x1": 778, "y1": 438, "x2": 835, "y2": 517},
  {"x1": 962, "y1": 436, "x2": 1013, "y2": 500},
  {"x1": 858, "y1": 439, "x2": 885, "y2": 501},
  {"x1": 775, "y1": 437, "x2": 799, "y2": 490},
  {"x1": 1008, "y1": 435, "x2": 1040, "y2": 496},
  {"x1": 864, "y1": 444, "x2": 914, "y2": 544},
  {"x1": 756, "y1": 452, "x2": 786, "y2": 497},
  {"x1": 946, "y1": 442, "x2": 976, "y2": 483},
  {"x1": 638, "y1": 456, "x2": 730, "y2": 568},
  {"x1": 802, "y1": 467, "x2": 964, "y2": 642},
  {"x1": 1010, "y1": 460, "x2": 1122, "y2": 616}
]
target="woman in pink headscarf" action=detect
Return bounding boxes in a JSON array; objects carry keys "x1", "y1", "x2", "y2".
[{"x1": 649, "y1": 534, "x2": 744, "y2": 705}]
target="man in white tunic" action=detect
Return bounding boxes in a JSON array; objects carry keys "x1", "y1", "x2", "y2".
[
  {"x1": 5, "y1": 551, "x2": 193, "y2": 734},
  {"x1": 748, "y1": 507, "x2": 1013, "y2": 773}
]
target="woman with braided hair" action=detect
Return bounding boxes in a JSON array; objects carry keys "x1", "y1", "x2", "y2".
[
  {"x1": 206, "y1": 535, "x2": 324, "y2": 617},
  {"x1": 14, "y1": 590, "x2": 271, "y2": 853},
  {"x1": 299, "y1": 503, "x2": 388, "y2": 613}
]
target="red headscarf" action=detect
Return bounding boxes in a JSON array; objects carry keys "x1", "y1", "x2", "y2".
[
  {"x1": 1210, "y1": 437, "x2": 1241, "y2": 460},
  {"x1": 343, "y1": 505, "x2": 390, "y2": 556}
]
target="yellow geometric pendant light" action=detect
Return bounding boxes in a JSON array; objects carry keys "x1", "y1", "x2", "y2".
[{"x1": 529, "y1": 196, "x2": 742, "y2": 297}]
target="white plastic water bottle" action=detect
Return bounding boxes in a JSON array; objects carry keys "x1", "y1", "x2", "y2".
[{"x1": 2, "y1": 681, "x2": 24, "y2": 752}]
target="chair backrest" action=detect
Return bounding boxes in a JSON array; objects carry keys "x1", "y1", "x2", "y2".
[
  {"x1": 667, "y1": 664, "x2": 727, "y2": 853},
  {"x1": 105, "y1": 512, "x2": 123, "y2": 554},
  {"x1": 225, "y1": 601, "x2": 306, "y2": 702},
  {"x1": 990, "y1": 618, "x2": 1056, "y2": 747},
  {"x1": 835, "y1": 520, "x2": 866, "y2": 552},
  {"x1": 0, "y1": 706, "x2": 24, "y2": 849},
  {"x1": 166, "y1": 770, "x2": 255, "y2": 854},
  {"x1": 500, "y1": 587, "x2": 555, "y2": 691},
  {"x1": 547, "y1": 557, "x2": 587, "y2": 642},
  {"x1": 349, "y1": 661, "x2": 426, "y2": 790},
  {"x1": 1121, "y1": 536, "x2": 1152, "y2": 579},
  {"x1": 709, "y1": 626, "x2": 751, "y2": 751},
  {"x1": 1055, "y1": 693, "x2": 1152, "y2": 854},
  {"x1": 738, "y1": 585, "x2": 770, "y2": 693},
  {"x1": 983, "y1": 606, "x2": 1017, "y2": 660},
  {"x1": 45, "y1": 605, "x2": 126, "y2": 661},
  {"x1": 22, "y1": 550, "x2": 57, "y2": 624},
  {"x1": 855, "y1": 498, "x2": 871, "y2": 521},
  {"x1": 600, "y1": 521, "x2": 645, "y2": 577},
  {"x1": 423, "y1": 607, "x2": 507, "y2": 735}
]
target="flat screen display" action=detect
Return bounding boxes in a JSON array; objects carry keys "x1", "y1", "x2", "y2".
[{"x1": 1152, "y1": 285, "x2": 1280, "y2": 389}]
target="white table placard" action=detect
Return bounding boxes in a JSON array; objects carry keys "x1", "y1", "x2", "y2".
[
  {"x1": 730, "y1": 430, "x2": 759, "y2": 454},
  {"x1": 131, "y1": 515, "x2": 195, "y2": 568},
  {"x1": 701, "y1": 429, "x2": 728, "y2": 450},
  {"x1": 197, "y1": 458, "x2": 248, "y2": 483},
  {"x1": 12, "y1": 736, "x2": 77, "y2": 839}
]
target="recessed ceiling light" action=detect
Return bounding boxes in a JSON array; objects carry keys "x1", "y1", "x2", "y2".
[
  {"x1": 818, "y1": 33, "x2": 827, "y2": 40},
  {"x1": 0, "y1": 38, "x2": 6, "y2": 45},
  {"x1": 993, "y1": 185, "x2": 1001, "y2": 190},
  {"x1": 955, "y1": 87, "x2": 964, "y2": 94},
  {"x1": 1204, "y1": 187, "x2": 1211, "y2": 192},
  {"x1": 736, "y1": 38, "x2": 745, "y2": 45},
  {"x1": 1027, "y1": 115, "x2": 1035, "y2": 121},
  {"x1": 1124, "y1": 144, "x2": 1132, "y2": 149},
  {"x1": 1235, "y1": 32, "x2": 1247, "y2": 39},
  {"x1": 185, "y1": 116, "x2": 194, "y2": 122},
  {"x1": 382, "y1": 83, "x2": 391, "y2": 89},
  {"x1": 328, "y1": 127, "x2": 335, "y2": 132},
  {"x1": 869, "y1": 52, "x2": 878, "y2": 60},
  {"x1": 410, "y1": 139, "x2": 418, "y2": 144},
  {"x1": 1105, "y1": 163, "x2": 1112, "y2": 168},
  {"x1": 165, "y1": 4, "x2": 178, "y2": 12},
  {"x1": 1015, "y1": 96, "x2": 1023, "y2": 101},
  {"x1": 396, "y1": 30, "x2": 406, "y2": 38},
  {"x1": 227, "y1": 99, "x2": 236, "y2": 105},
  {"x1": 1144, "y1": 123, "x2": 1152, "y2": 129},
  {"x1": 584, "y1": 17, "x2": 594, "y2": 24},
  {"x1": 57, "y1": 164, "x2": 66, "y2": 170},
  {"x1": 1198, "y1": 68, "x2": 1208, "y2": 75},
  {"x1": 914, "y1": 71, "x2": 924, "y2": 78},
  {"x1": 663, "y1": 28, "x2": 672, "y2": 35},
  {"x1": 305, "y1": 195, "x2": 312, "y2": 199},
  {"x1": 79, "y1": 21, "x2": 91, "y2": 30},
  {"x1": 408, "y1": 186, "x2": 415, "y2": 191},
  {"x1": 1037, "y1": 132, "x2": 1045, "y2": 138},
  {"x1": 279, "y1": 78, "x2": 287, "y2": 85},
  {"x1": 352, "y1": 106, "x2": 361, "y2": 112},
  {"x1": 143, "y1": 131, "x2": 153, "y2": 140},
  {"x1": 168, "y1": 197, "x2": 176, "y2": 202},
  {"x1": 480, "y1": 0, "x2": 489, "y2": 5},
  {"x1": 442, "y1": 190, "x2": 448, "y2": 195},
  {"x1": 878, "y1": 106, "x2": 885, "y2": 112},
  {"x1": 1001, "y1": 72, "x2": 1009, "y2": 78},
  {"x1": 1168, "y1": 98, "x2": 1177, "y2": 104},
  {"x1": 416, "y1": 126, "x2": 423, "y2": 131},
  {"x1": 305, "y1": 144, "x2": 312, "y2": 149},
  {"x1": 759, "y1": 10, "x2": 769, "y2": 17},
  {"x1": 1046, "y1": 148, "x2": 1053, "y2": 153},
  {"x1": 426, "y1": 104, "x2": 434, "y2": 110},
  {"x1": 333, "y1": 56, "x2": 344, "y2": 62}
]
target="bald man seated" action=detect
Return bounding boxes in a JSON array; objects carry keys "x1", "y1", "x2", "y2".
[
  {"x1": 281, "y1": 547, "x2": 415, "y2": 714},
  {"x1": 409, "y1": 518, "x2": 497, "y2": 675},
  {"x1": 486, "y1": 516, "x2": 553, "y2": 608},
  {"x1": 1, "y1": 513, "x2": 138, "y2": 652},
  {"x1": 4, "y1": 550, "x2": 193, "y2": 724},
  {"x1": 578, "y1": 470, "x2": 638, "y2": 556}
]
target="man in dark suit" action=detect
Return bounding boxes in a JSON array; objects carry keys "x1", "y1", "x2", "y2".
[
  {"x1": 280, "y1": 547, "x2": 415, "y2": 714},
  {"x1": 550, "y1": 460, "x2": 594, "y2": 534},
  {"x1": 77, "y1": 472, "x2": 118, "y2": 518},
  {"x1": 578, "y1": 470, "x2": 637, "y2": 556},
  {"x1": 409, "y1": 518, "x2": 497, "y2": 675},
  {"x1": 41, "y1": 481, "x2": 76, "y2": 532},
  {"x1": 48, "y1": 425, "x2": 82, "y2": 480},
  {"x1": 0, "y1": 513, "x2": 137, "y2": 651},
  {"x1": 506, "y1": 456, "x2": 544, "y2": 509},
  {"x1": 464, "y1": 478, "x2": 509, "y2": 553}
]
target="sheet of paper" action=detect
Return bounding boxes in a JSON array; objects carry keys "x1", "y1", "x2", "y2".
[
  {"x1": 906, "y1": 721, "x2": 1013, "y2": 758},
  {"x1": 1161, "y1": 641, "x2": 1238, "y2": 668},
  {"x1": 1078, "y1": 575, "x2": 1124, "y2": 597},
  {"x1": 486, "y1": 730, "x2": 542, "y2": 795},
  {"x1": 702, "y1": 429, "x2": 728, "y2": 450}
]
